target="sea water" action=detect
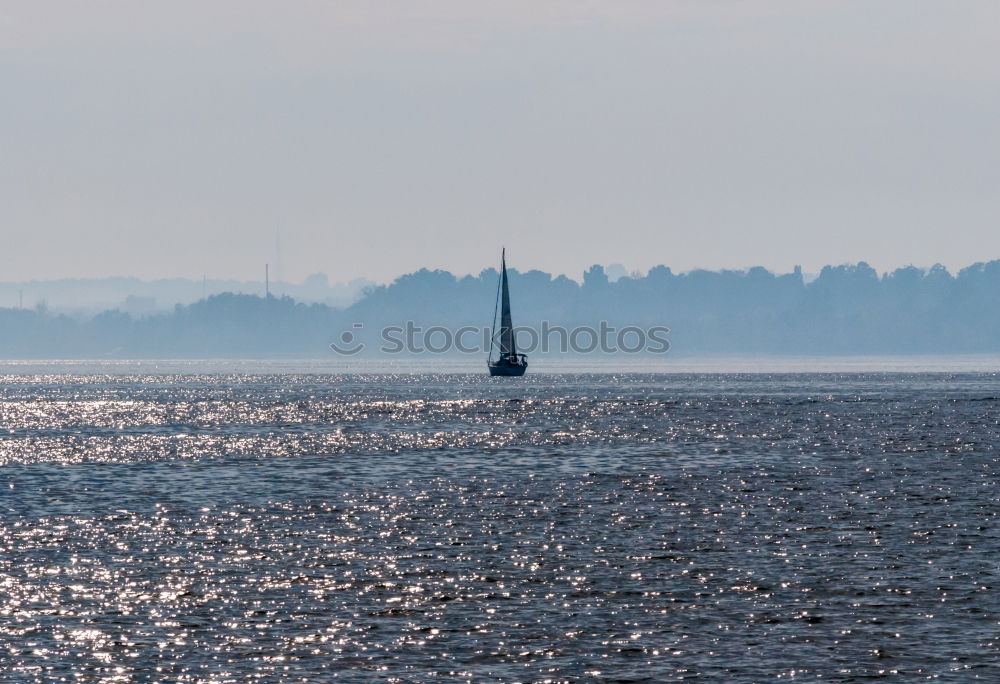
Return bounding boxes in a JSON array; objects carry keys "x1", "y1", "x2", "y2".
[{"x1": 1, "y1": 364, "x2": 998, "y2": 680}]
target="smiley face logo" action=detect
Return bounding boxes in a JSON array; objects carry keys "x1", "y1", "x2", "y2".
[{"x1": 329, "y1": 324, "x2": 365, "y2": 355}]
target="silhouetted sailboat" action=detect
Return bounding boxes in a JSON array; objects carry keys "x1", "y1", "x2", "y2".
[{"x1": 488, "y1": 248, "x2": 528, "y2": 377}]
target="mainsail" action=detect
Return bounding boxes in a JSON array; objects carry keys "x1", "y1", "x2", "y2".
[{"x1": 499, "y1": 249, "x2": 516, "y2": 357}]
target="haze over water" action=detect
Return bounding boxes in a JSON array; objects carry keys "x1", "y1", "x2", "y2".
[{"x1": 2, "y1": 363, "x2": 997, "y2": 680}]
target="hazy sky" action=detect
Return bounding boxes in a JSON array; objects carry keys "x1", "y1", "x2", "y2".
[{"x1": 2, "y1": 1, "x2": 999, "y2": 283}]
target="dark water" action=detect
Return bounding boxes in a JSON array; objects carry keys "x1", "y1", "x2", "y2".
[{"x1": 1, "y1": 371, "x2": 998, "y2": 681}]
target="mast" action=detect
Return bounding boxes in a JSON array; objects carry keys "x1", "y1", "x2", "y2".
[{"x1": 499, "y1": 248, "x2": 516, "y2": 357}]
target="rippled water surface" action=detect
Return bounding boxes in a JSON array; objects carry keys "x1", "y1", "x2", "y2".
[{"x1": 1, "y1": 368, "x2": 998, "y2": 681}]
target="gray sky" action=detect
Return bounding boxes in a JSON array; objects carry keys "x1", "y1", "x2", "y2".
[{"x1": 2, "y1": 1, "x2": 999, "y2": 283}]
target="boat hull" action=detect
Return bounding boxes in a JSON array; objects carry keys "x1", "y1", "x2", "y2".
[{"x1": 488, "y1": 361, "x2": 527, "y2": 377}]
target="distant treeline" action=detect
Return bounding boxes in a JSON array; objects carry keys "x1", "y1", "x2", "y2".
[
  {"x1": 0, "y1": 273, "x2": 371, "y2": 315},
  {"x1": 2, "y1": 260, "x2": 999, "y2": 357}
]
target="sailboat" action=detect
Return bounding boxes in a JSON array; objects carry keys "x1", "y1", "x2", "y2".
[{"x1": 488, "y1": 248, "x2": 528, "y2": 377}]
